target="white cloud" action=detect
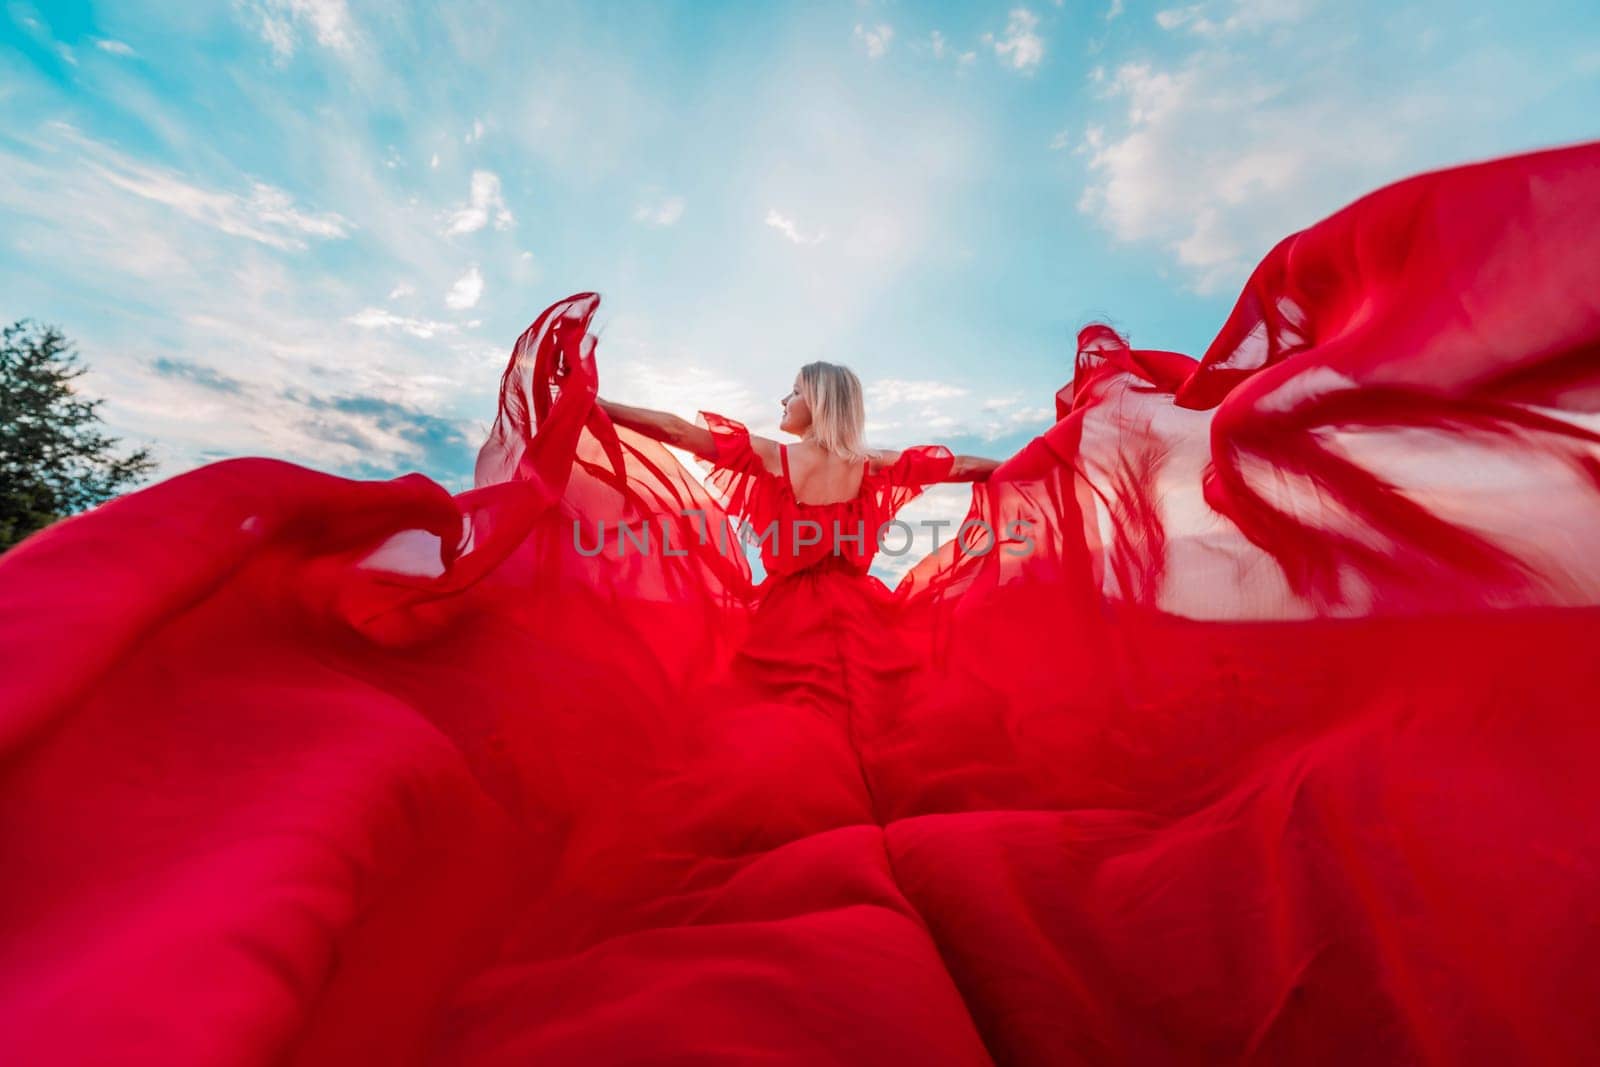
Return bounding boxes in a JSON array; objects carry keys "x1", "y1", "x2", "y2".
[
  {"x1": 1075, "y1": 1, "x2": 1560, "y2": 294},
  {"x1": 1077, "y1": 58, "x2": 1324, "y2": 290},
  {"x1": 346, "y1": 307, "x2": 457, "y2": 339},
  {"x1": 1107, "y1": 0, "x2": 1126, "y2": 19},
  {"x1": 854, "y1": 23, "x2": 894, "y2": 59},
  {"x1": 95, "y1": 39, "x2": 136, "y2": 56},
  {"x1": 240, "y1": 0, "x2": 355, "y2": 62},
  {"x1": 291, "y1": 0, "x2": 354, "y2": 48},
  {"x1": 1050, "y1": 127, "x2": 1071, "y2": 150},
  {"x1": 927, "y1": 30, "x2": 978, "y2": 67},
  {"x1": 764, "y1": 208, "x2": 824, "y2": 246},
  {"x1": 429, "y1": 152, "x2": 440, "y2": 168},
  {"x1": 634, "y1": 193, "x2": 686, "y2": 227},
  {"x1": 465, "y1": 118, "x2": 485, "y2": 144},
  {"x1": 444, "y1": 265, "x2": 484, "y2": 309},
  {"x1": 442, "y1": 170, "x2": 514, "y2": 235},
  {"x1": 1156, "y1": 6, "x2": 1198, "y2": 30},
  {"x1": 387, "y1": 282, "x2": 414, "y2": 300},
  {"x1": 122, "y1": 289, "x2": 499, "y2": 488},
  {"x1": 867, "y1": 379, "x2": 970, "y2": 407},
  {"x1": 1155, "y1": 0, "x2": 1315, "y2": 37},
  {"x1": 863, "y1": 378, "x2": 1055, "y2": 446},
  {"x1": 0, "y1": 133, "x2": 233, "y2": 284},
  {"x1": 0, "y1": 123, "x2": 493, "y2": 488},
  {"x1": 987, "y1": 9, "x2": 1045, "y2": 72},
  {"x1": 73, "y1": 138, "x2": 351, "y2": 251}
]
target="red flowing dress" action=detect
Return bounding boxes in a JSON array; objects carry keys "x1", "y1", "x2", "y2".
[
  {"x1": 694, "y1": 413, "x2": 957, "y2": 743},
  {"x1": 2, "y1": 140, "x2": 1599, "y2": 1065}
]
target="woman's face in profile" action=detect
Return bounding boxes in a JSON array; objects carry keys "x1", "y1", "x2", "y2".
[{"x1": 780, "y1": 373, "x2": 811, "y2": 435}]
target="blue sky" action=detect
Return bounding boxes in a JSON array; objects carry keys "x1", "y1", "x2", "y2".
[{"x1": 2, "y1": 0, "x2": 1598, "y2": 503}]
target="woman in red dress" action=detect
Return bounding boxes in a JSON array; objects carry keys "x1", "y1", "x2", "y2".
[
  {"x1": 594, "y1": 364, "x2": 997, "y2": 731},
  {"x1": 2, "y1": 140, "x2": 1599, "y2": 1065}
]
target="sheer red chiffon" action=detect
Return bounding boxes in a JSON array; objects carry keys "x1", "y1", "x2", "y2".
[{"x1": 2, "y1": 141, "x2": 1598, "y2": 1065}]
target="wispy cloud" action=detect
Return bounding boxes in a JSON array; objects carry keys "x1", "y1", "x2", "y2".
[
  {"x1": 142, "y1": 354, "x2": 480, "y2": 486},
  {"x1": 442, "y1": 170, "x2": 514, "y2": 236},
  {"x1": 102, "y1": 292, "x2": 490, "y2": 488},
  {"x1": 986, "y1": 9, "x2": 1045, "y2": 72},
  {"x1": 51, "y1": 125, "x2": 352, "y2": 251},
  {"x1": 927, "y1": 30, "x2": 977, "y2": 66},
  {"x1": 1156, "y1": 0, "x2": 1315, "y2": 37},
  {"x1": 444, "y1": 265, "x2": 484, "y2": 310},
  {"x1": 285, "y1": 388, "x2": 479, "y2": 482},
  {"x1": 868, "y1": 379, "x2": 970, "y2": 408},
  {"x1": 346, "y1": 308, "x2": 457, "y2": 339},
  {"x1": 238, "y1": 0, "x2": 356, "y2": 62},
  {"x1": 634, "y1": 192, "x2": 686, "y2": 227},
  {"x1": 150, "y1": 357, "x2": 249, "y2": 395},
  {"x1": 98, "y1": 170, "x2": 352, "y2": 250},
  {"x1": 1076, "y1": 0, "x2": 1573, "y2": 293},
  {"x1": 863, "y1": 377, "x2": 1053, "y2": 444},
  {"x1": 854, "y1": 23, "x2": 894, "y2": 59},
  {"x1": 94, "y1": 38, "x2": 137, "y2": 57},
  {"x1": 764, "y1": 208, "x2": 824, "y2": 246}
]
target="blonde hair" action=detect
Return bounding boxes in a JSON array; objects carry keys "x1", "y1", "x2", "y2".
[{"x1": 797, "y1": 361, "x2": 871, "y2": 462}]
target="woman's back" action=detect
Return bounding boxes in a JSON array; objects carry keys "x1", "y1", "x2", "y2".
[
  {"x1": 690, "y1": 411, "x2": 955, "y2": 581},
  {"x1": 780, "y1": 440, "x2": 871, "y2": 507}
]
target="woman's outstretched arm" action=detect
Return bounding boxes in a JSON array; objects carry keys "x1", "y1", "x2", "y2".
[
  {"x1": 596, "y1": 397, "x2": 719, "y2": 460},
  {"x1": 873, "y1": 450, "x2": 1001, "y2": 482},
  {"x1": 947, "y1": 454, "x2": 1000, "y2": 482}
]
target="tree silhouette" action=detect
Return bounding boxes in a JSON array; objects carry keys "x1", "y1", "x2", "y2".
[{"x1": 1, "y1": 321, "x2": 157, "y2": 552}]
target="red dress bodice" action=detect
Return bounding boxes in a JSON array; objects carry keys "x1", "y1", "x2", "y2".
[{"x1": 695, "y1": 411, "x2": 955, "y2": 580}]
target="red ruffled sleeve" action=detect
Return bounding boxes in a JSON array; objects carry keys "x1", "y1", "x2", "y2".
[
  {"x1": 879, "y1": 444, "x2": 957, "y2": 514},
  {"x1": 693, "y1": 411, "x2": 777, "y2": 537},
  {"x1": 697, "y1": 412, "x2": 765, "y2": 475}
]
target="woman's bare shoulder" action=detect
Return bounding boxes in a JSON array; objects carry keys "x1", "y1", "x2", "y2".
[
  {"x1": 866, "y1": 448, "x2": 902, "y2": 474},
  {"x1": 747, "y1": 434, "x2": 783, "y2": 476}
]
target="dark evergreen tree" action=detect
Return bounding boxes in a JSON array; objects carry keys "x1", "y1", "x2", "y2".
[{"x1": 1, "y1": 321, "x2": 156, "y2": 552}]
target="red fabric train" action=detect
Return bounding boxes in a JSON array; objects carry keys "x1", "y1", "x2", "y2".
[{"x1": 2, "y1": 140, "x2": 1599, "y2": 1065}]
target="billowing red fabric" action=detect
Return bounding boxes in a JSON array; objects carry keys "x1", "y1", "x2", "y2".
[{"x1": 3, "y1": 141, "x2": 1600, "y2": 1065}]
